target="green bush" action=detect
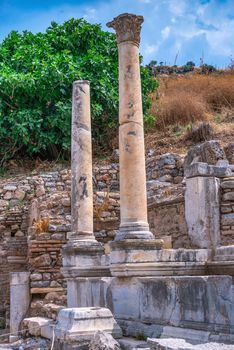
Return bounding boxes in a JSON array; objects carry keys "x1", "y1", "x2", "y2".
[{"x1": 0, "y1": 18, "x2": 157, "y2": 164}]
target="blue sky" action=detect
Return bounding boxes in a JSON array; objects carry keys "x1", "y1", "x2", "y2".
[{"x1": 0, "y1": 0, "x2": 233, "y2": 67}]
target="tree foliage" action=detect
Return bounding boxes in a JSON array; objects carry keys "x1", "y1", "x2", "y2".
[{"x1": 0, "y1": 18, "x2": 157, "y2": 163}]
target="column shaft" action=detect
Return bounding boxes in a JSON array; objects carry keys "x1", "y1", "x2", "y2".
[
  {"x1": 62, "y1": 80, "x2": 108, "y2": 284},
  {"x1": 107, "y1": 13, "x2": 153, "y2": 240},
  {"x1": 71, "y1": 80, "x2": 94, "y2": 241},
  {"x1": 119, "y1": 43, "x2": 148, "y2": 229}
]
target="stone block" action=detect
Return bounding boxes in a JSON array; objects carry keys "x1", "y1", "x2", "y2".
[
  {"x1": 221, "y1": 180, "x2": 234, "y2": 189},
  {"x1": 14, "y1": 189, "x2": 25, "y2": 200},
  {"x1": 221, "y1": 213, "x2": 234, "y2": 226},
  {"x1": 119, "y1": 337, "x2": 149, "y2": 349},
  {"x1": 31, "y1": 280, "x2": 50, "y2": 288},
  {"x1": 22, "y1": 316, "x2": 53, "y2": 337},
  {"x1": 62, "y1": 240, "x2": 110, "y2": 280},
  {"x1": 54, "y1": 307, "x2": 122, "y2": 349},
  {"x1": 223, "y1": 192, "x2": 234, "y2": 201},
  {"x1": 224, "y1": 142, "x2": 234, "y2": 164},
  {"x1": 31, "y1": 287, "x2": 64, "y2": 294},
  {"x1": 10, "y1": 272, "x2": 30, "y2": 342},
  {"x1": 110, "y1": 276, "x2": 234, "y2": 334},
  {"x1": 110, "y1": 244, "x2": 211, "y2": 277},
  {"x1": 66, "y1": 277, "x2": 113, "y2": 309},
  {"x1": 3, "y1": 185, "x2": 17, "y2": 191},
  {"x1": 213, "y1": 245, "x2": 234, "y2": 261},
  {"x1": 184, "y1": 140, "x2": 226, "y2": 168},
  {"x1": 32, "y1": 253, "x2": 52, "y2": 267},
  {"x1": 185, "y1": 162, "x2": 231, "y2": 179},
  {"x1": 185, "y1": 177, "x2": 220, "y2": 249}
]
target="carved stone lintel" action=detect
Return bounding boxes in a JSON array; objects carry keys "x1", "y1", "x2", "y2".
[{"x1": 107, "y1": 13, "x2": 144, "y2": 47}]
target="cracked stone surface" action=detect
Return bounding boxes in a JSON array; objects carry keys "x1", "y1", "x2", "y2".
[
  {"x1": 148, "y1": 338, "x2": 234, "y2": 350},
  {"x1": 89, "y1": 331, "x2": 121, "y2": 350}
]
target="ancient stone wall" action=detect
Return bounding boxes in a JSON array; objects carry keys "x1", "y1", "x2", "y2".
[
  {"x1": 148, "y1": 197, "x2": 190, "y2": 248},
  {"x1": 146, "y1": 153, "x2": 184, "y2": 184},
  {"x1": 220, "y1": 177, "x2": 234, "y2": 245},
  {"x1": 0, "y1": 153, "x2": 186, "y2": 324}
]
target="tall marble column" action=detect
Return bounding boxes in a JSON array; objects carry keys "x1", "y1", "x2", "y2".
[
  {"x1": 62, "y1": 81, "x2": 109, "y2": 293},
  {"x1": 107, "y1": 13, "x2": 153, "y2": 240}
]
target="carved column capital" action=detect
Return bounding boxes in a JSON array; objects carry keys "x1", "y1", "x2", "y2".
[{"x1": 107, "y1": 13, "x2": 144, "y2": 47}]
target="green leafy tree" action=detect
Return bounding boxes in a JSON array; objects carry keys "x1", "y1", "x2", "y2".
[
  {"x1": 200, "y1": 63, "x2": 217, "y2": 74},
  {"x1": 0, "y1": 18, "x2": 158, "y2": 164}
]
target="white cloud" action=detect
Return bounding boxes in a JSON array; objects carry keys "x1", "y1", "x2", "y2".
[
  {"x1": 144, "y1": 43, "x2": 159, "y2": 55},
  {"x1": 206, "y1": 19, "x2": 234, "y2": 56},
  {"x1": 161, "y1": 26, "x2": 171, "y2": 40},
  {"x1": 168, "y1": 0, "x2": 187, "y2": 17},
  {"x1": 83, "y1": 7, "x2": 97, "y2": 21}
]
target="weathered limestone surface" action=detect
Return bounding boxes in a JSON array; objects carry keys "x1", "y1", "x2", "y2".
[
  {"x1": 208, "y1": 245, "x2": 234, "y2": 277},
  {"x1": 89, "y1": 331, "x2": 121, "y2": 350},
  {"x1": 224, "y1": 142, "x2": 234, "y2": 164},
  {"x1": 65, "y1": 276, "x2": 234, "y2": 338},
  {"x1": 54, "y1": 307, "x2": 122, "y2": 349},
  {"x1": 62, "y1": 81, "x2": 108, "y2": 291},
  {"x1": 185, "y1": 162, "x2": 231, "y2": 178},
  {"x1": 22, "y1": 316, "x2": 53, "y2": 337},
  {"x1": 220, "y1": 177, "x2": 234, "y2": 245},
  {"x1": 184, "y1": 140, "x2": 227, "y2": 169},
  {"x1": 148, "y1": 197, "x2": 189, "y2": 248},
  {"x1": 110, "y1": 276, "x2": 234, "y2": 335},
  {"x1": 110, "y1": 243, "x2": 211, "y2": 276},
  {"x1": 70, "y1": 80, "x2": 94, "y2": 241},
  {"x1": 107, "y1": 13, "x2": 153, "y2": 241},
  {"x1": 148, "y1": 338, "x2": 234, "y2": 350},
  {"x1": 185, "y1": 177, "x2": 220, "y2": 249},
  {"x1": 9, "y1": 272, "x2": 30, "y2": 342},
  {"x1": 66, "y1": 277, "x2": 113, "y2": 309}
]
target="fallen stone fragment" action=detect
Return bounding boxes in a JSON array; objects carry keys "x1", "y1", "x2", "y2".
[{"x1": 89, "y1": 331, "x2": 121, "y2": 350}]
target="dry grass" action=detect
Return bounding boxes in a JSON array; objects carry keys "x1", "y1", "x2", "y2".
[
  {"x1": 94, "y1": 190, "x2": 110, "y2": 221},
  {"x1": 158, "y1": 92, "x2": 209, "y2": 127},
  {"x1": 150, "y1": 70, "x2": 234, "y2": 127}
]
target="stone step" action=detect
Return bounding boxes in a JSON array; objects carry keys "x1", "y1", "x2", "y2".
[
  {"x1": 147, "y1": 338, "x2": 234, "y2": 350},
  {"x1": 119, "y1": 337, "x2": 149, "y2": 349}
]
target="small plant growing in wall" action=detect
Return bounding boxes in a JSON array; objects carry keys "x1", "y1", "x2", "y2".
[
  {"x1": 94, "y1": 190, "x2": 110, "y2": 221},
  {"x1": 34, "y1": 218, "x2": 50, "y2": 234}
]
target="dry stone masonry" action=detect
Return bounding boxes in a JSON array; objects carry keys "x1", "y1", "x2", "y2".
[{"x1": 220, "y1": 177, "x2": 234, "y2": 245}]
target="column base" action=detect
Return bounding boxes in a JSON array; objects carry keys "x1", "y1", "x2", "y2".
[
  {"x1": 115, "y1": 222, "x2": 154, "y2": 240},
  {"x1": 110, "y1": 239, "x2": 164, "y2": 276},
  {"x1": 62, "y1": 239, "x2": 110, "y2": 278}
]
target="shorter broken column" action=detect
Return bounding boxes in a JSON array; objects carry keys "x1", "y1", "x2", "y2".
[
  {"x1": 62, "y1": 81, "x2": 109, "y2": 307},
  {"x1": 10, "y1": 272, "x2": 30, "y2": 343}
]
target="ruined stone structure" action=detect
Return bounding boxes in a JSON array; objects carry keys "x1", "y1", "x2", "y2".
[{"x1": 0, "y1": 12, "x2": 234, "y2": 350}]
